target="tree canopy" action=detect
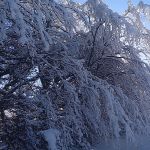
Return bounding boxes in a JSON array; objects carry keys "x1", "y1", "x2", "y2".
[{"x1": 1, "y1": 0, "x2": 150, "y2": 149}]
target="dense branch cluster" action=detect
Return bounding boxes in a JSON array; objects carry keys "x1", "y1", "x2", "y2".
[{"x1": 1, "y1": 0, "x2": 150, "y2": 149}]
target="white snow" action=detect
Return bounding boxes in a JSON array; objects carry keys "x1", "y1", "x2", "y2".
[
  {"x1": 94, "y1": 136, "x2": 150, "y2": 150},
  {"x1": 42, "y1": 129, "x2": 60, "y2": 150},
  {"x1": 4, "y1": 109, "x2": 16, "y2": 118}
]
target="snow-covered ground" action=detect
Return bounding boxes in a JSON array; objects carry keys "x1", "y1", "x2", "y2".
[{"x1": 94, "y1": 136, "x2": 150, "y2": 150}]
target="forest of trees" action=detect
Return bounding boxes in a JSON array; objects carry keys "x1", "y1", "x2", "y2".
[{"x1": 1, "y1": 0, "x2": 150, "y2": 149}]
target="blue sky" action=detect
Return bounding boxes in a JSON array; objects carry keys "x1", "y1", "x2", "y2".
[{"x1": 74, "y1": 0, "x2": 150, "y2": 14}]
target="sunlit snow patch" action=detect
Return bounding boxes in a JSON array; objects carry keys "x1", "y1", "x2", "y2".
[{"x1": 4, "y1": 109, "x2": 16, "y2": 118}]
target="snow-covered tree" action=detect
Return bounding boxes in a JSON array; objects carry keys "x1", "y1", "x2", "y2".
[{"x1": 1, "y1": 0, "x2": 150, "y2": 150}]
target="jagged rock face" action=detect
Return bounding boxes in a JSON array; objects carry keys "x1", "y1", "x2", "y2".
[{"x1": 1, "y1": 0, "x2": 150, "y2": 150}]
